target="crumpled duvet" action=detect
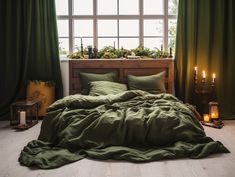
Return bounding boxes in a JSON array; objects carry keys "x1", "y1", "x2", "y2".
[{"x1": 19, "y1": 90, "x2": 229, "y2": 169}]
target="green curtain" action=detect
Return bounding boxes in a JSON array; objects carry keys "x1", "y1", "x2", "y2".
[
  {"x1": 175, "y1": 0, "x2": 235, "y2": 119},
  {"x1": 0, "y1": 0, "x2": 63, "y2": 120}
]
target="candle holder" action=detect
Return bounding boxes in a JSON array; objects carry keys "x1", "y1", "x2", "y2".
[
  {"x1": 87, "y1": 45, "x2": 93, "y2": 59},
  {"x1": 93, "y1": 46, "x2": 98, "y2": 59},
  {"x1": 193, "y1": 68, "x2": 217, "y2": 115}
]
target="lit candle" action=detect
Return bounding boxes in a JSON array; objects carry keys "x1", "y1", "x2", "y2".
[
  {"x1": 202, "y1": 70, "x2": 206, "y2": 83},
  {"x1": 203, "y1": 114, "x2": 210, "y2": 122},
  {"x1": 210, "y1": 109, "x2": 219, "y2": 119},
  {"x1": 194, "y1": 66, "x2": 198, "y2": 80},
  {"x1": 202, "y1": 70, "x2": 206, "y2": 79},
  {"x1": 194, "y1": 66, "x2": 198, "y2": 75},
  {"x1": 212, "y1": 73, "x2": 216, "y2": 83},
  {"x1": 20, "y1": 111, "x2": 26, "y2": 125}
]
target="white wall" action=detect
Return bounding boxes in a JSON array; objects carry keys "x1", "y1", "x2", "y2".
[{"x1": 60, "y1": 59, "x2": 69, "y2": 97}]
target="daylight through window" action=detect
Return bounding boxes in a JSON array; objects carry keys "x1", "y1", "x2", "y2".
[{"x1": 56, "y1": 0, "x2": 178, "y2": 56}]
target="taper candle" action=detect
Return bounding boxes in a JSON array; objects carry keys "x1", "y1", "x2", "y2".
[
  {"x1": 202, "y1": 70, "x2": 206, "y2": 83},
  {"x1": 212, "y1": 73, "x2": 216, "y2": 83}
]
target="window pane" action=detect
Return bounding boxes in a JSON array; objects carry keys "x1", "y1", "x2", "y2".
[
  {"x1": 119, "y1": 38, "x2": 139, "y2": 49},
  {"x1": 98, "y1": 20, "x2": 117, "y2": 36},
  {"x1": 168, "y1": 0, "x2": 178, "y2": 15},
  {"x1": 168, "y1": 37, "x2": 176, "y2": 54},
  {"x1": 59, "y1": 38, "x2": 69, "y2": 55},
  {"x1": 168, "y1": 19, "x2": 177, "y2": 36},
  {"x1": 74, "y1": 37, "x2": 94, "y2": 50},
  {"x1": 74, "y1": 0, "x2": 93, "y2": 15},
  {"x1": 57, "y1": 20, "x2": 69, "y2": 37},
  {"x1": 119, "y1": 0, "x2": 139, "y2": 15},
  {"x1": 55, "y1": 0, "x2": 68, "y2": 15},
  {"x1": 74, "y1": 20, "x2": 93, "y2": 37},
  {"x1": 98, "y1": 0, "x2": 117, "y2": 15},
  {"x1": 119, "y1": 20, "x2": 139, "y2": 36},
  {"x1": 144, "y1": 38, "x2": 163, "y2": 50},
  {"x1": 144, "y1": 0, "x2": 163, "y2": 15},
  {"x1": 98, "y1": 38, "x2": 118, "y2": 50},
  {"x1": 144, "y1": 20, "x2": 163, "y2": 36}
]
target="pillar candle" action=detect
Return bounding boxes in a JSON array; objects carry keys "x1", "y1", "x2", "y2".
[{"x1": 20, "y1": 111, "x2": 26, "y2": 125}]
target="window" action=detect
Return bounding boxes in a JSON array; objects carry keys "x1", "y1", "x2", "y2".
[{"x1": 56, "y1": 0, "x2": 178, "y2": 56}]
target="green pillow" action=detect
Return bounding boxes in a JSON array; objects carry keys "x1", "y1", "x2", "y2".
[
  {"x1": 89, "y1": 81, "x2": 127, "y2": 96},
  {"x1": 80, "y1": 72, "x2": 118, "y2": 94},
  {"x1": 127, "y1": 71, "x2": 166, "y2": 93}
]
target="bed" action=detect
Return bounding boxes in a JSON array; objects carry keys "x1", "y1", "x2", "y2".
[{"x1": 19, "y1": 59, "x2": 229, "y2": 169}]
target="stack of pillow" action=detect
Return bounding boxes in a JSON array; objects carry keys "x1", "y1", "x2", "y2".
[{"x1": 79, "y1": 71, "x2": 166, "y2": 96}]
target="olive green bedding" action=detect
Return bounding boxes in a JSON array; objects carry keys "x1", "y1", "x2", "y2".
[{"x1": 19, "y1": 90, "x2": 229, "y2": 169}]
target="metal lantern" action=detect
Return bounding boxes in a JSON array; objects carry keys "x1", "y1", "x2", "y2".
[
  {"x1": 10, "y1": 100, "x2": 39, "y2": 129},
  {"x1": 209, "y1": 101, "x2": 219, "y2": 120}
]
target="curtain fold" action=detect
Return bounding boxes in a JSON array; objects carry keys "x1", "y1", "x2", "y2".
[
  {"x1": 0, "y1": 0, "x2": 63, "y2": 120},
  {"x1": 175, "y1": 0, "x2": 235, "y2": 119}
]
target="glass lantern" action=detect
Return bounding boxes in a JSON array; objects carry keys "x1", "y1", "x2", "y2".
[{"x1": 209, "y1": 101, "x2": 219, "y2": 120}]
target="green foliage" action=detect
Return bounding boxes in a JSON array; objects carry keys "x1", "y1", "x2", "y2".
[
  {"x1": 98, "y1": 46, "x2": 118, "y2": 59},
  {"x1": 29, "y1": 80, "x2": 55, "y2": 87},
  {"x1": 67, "y1": 45, "x2": 173, "y2": 59},
  {"x1": 67, "y1": 46, "x2": 89, "y2": 59},
  {"x1": 130, "y1": 45, "x2": 155, "y2": 58}
]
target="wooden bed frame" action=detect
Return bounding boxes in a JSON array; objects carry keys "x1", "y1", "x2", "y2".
[{"x1": 69, "y1": 58, "x2": 174, "y2": 95}]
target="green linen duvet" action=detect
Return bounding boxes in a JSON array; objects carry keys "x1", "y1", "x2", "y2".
[{"x1": 19, "y1": 91, "x2": 229, "y2": 169}]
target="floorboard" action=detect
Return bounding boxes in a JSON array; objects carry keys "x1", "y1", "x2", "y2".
[{"x1": 0, "y1": 120, "x2": 234, "y2": 177}]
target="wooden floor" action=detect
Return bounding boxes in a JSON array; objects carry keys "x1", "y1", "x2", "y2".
[{"x1": 0, "y1": 120, "x2": 234, "y2": 177}]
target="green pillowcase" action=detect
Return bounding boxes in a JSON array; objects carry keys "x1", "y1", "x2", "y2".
[
  {"x1": 80, "y1": 72, "x2": 118, "y2": 94},
  {"x1": 127, "y1": 71, "x2": 166, "y2": 94},
  {"x1": 88, "y1": 81, "x2": 127, "y2": 96}
]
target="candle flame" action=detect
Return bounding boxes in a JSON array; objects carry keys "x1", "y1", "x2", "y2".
[{"x1": 212, "y1": 73, "x2": 216, "y2": 79}]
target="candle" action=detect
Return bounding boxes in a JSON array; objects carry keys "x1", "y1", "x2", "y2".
[
  {"x1": 202, "y1": 70, "x2": 206, "y2": 79},
  {"x1": 212, "y1": 73, "x2": 216, "y2": 83},
  {"x1": 20, "y1": 111, "x2": 26, "y2": 125},
  {"x1": 194, "y1": 66, "x2": 198, "y2": 75},
  {"x1": 203, "y1": 114, "x2": 210, "y2": 122},
  {"x1": 202, "y1": 70, "x2": 206, "y2": 83},
  {"x1": 210, "y1": 108, "x2": 219, "y2": 119},
  {"x1": 194, "y1": 66, "x2": 198, "y2": 80}
]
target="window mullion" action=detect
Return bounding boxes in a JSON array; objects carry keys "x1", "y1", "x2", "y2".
[
  {"x1": 93, "y1": 0, "x2": 97, "y2": 48},
  {"x1": 139, "y1": 0, "x2": 143, "y2": 46},
  {"x1": 68, "y1": 0, "x2": 74, "y2": 53},
  {"x1": 117, "y1": 0, "x2": 120, "y2": 49},
  {"x1": 164, "y1": 0, "x2": 168, "y2": 52}
]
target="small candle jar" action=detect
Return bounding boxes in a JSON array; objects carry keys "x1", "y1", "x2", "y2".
[{"x1": 203, "y1": 114, "x2": 210, "y2": 122}]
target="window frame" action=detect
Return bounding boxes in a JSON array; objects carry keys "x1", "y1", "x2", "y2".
[{"x1": 56, "y1": 0, "x2": 177, "y2": 54}]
